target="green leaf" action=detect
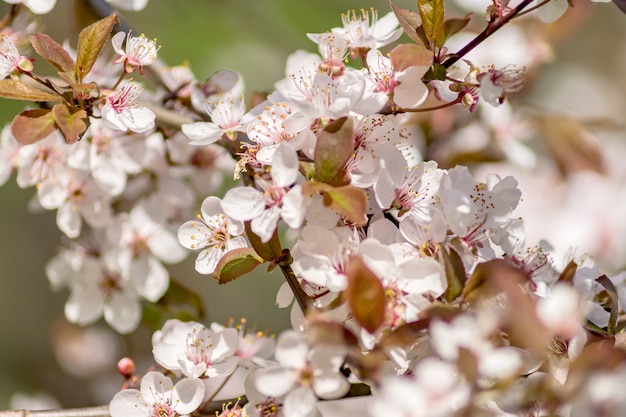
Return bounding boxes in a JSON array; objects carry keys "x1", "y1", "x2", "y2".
[
  {"x1": 418, "y1": 0, "x2": 445, "y2": 49},
  {"x1": 389, "y1": 0, "x2": 426, "y2": 46},
  {"x1": 213, "y1": 248, "x2": 263, "y2": 285},
  {"x1": 345, "y1": 255, "x2": 386, "y2": 334},
  {"x1": 314, "y1": 116, "x2": 354, "y2": 186},
  {"x1": 75, "y1": 14, "x2": 119, "y2": 82},
  {"x1": 439, "y1": 245, "x2": 466, "y2": 302},
  {"x1": 0, "y1": 79, "x2": 59, "y2": 102},
  {"x1": 423, "y1": 63, "x2": 448, "y2": 82},
  {"x1": 29, "y1": 32, "x2": 76, "y2": 81},
  {"x1": 324, "y1": 185, "x2": 368, "y2": 225},
  {"x1": 389, "y1": 43, "x2": 433, "y2": 72},
  {"x1": 52, "y1": 104, "x2": 88, "y2": 144},
  {"x1": 11, "y1": 109, "x2": 57, "y2": 145},
  {"x1": 245, "y1": 221, "x2": 282, "y2": 262}
]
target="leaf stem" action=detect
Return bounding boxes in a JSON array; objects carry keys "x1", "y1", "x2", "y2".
[
  {"x1": 278, "y1": 254, "x2": 309, "y2": 314},
  {"x1": 397, "y1": 96, "x2": 462, "y2": 113}
]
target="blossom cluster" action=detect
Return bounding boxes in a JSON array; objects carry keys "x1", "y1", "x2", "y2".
[{"x1": 0, "y1": 0, "x2": 625, "y2": 416}]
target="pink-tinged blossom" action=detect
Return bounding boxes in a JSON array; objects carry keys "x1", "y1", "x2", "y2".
[
  {"x1": 109, "y1": 372, "x2": 204, "y2": 417},
  {"x1": 0, "y1": 34, "x2": 33, "y2": 79},
  {"x1": 345, "y1": 114, "x2": 402, "y2": 188},
  {"x1": 364, "y1": 49, "x2": 429, "y2": 110},
  {"x1": 182, "y1": 94, "x2": 253, "y2": 145},
  {"x1": 478, "y1": 65, "x2": 525, "y2": 106},
  {"x1": 0, "y1": 125, "x2": 21, "y2": 186},
  {"x1": 38, "y1": 170, "x2": 112, "y2": 238},
  {"x1": 430, "y1": 312, "x2": 523, "y2": 382},
  {"x1": 291, "y1": 226, "x2": 360, "y2": 292},
  {"x1": 371, "y1": 358, "x2": 470, "y2": 417},
  {"x1": 152, "y1": 319, "x2": 240, "y2": 379},
  {"x1": 108, "y1": 197, "x2": 187, "y2": 302},
  {"x1": 221, "y1": 142, "x2": 304, "y2": 243},
  {"x1": 246, "y1": 102, "x2": 311, "y2": 165},
  {"x1": 305, "y1": 32, "x2": 349, "y2": 77},
  {"x1": 252, "y1": 330, "x2": 350, "y2": 417},
  {"x1": 177, "y1": 196, "x2": 247, "y2": 275},
  {"x1": 101, "y1": 82, "x2": 156, "y2": 133},
  {"x1": 332, "y1": 8, "x2": 402, "y2": 51},
  {"x1": 67, "y1": 120, "x2": 145, "y2": 196},
  {"x1": 373, "y1": 158, "x2": 443, "y2": 222},
  {"x1": 111, "y1": 31, "x2": 159, "y2": 74},
  {"x1": 3, "y1": 0, "x2": 55, "y2": 14},
  {"x1": 53, "y1": 251, "x2": 143, "y2": 334}
]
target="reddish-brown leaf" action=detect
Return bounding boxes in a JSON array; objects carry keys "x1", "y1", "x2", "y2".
[
  {"x1": 52, "y1": 104, "x2": 88, "y2": 144},
  {"x1": 29, "y1": 32, "x2": 76, "y2": 81},
  {"x1": 0, "y1": 79, "x2": 59, "y2": 102},
  {"x1": 11, "y1": 109, "x2": 57, "y2": 145},
  {"x1": 76, "y1": 14, "x2": 119, "y2": 81},
  {"x1": 345, "y1": 255, "x2": 386, "y2": 334}
]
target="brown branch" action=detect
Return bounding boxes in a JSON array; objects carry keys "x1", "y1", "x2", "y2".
[{"x1": 442, "y1": 0, "x2": 535, "y2": 69}]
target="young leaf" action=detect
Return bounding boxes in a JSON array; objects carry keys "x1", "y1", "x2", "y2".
[
  {"x1": 11, "y1": 109, "x2": 56, "y2": 145},
  {"x1": 596, "y1": 275, "x2": 619, "y2": 336},
  {"x1": 418, "y1": 0, "x2": 445, "y2": 49},
  {"x1": 558, "y1": 259, "x2": 577, "y2": 282},
  {"x1": 389, "y1": 0, "x2": 425, "y2": 46},
  {"x1": 213, "y1": 247, "x2": 264, "y2": 285},
  {"x1": 52, "y1": 104, "x2": 88, "y2": 144},
  {"x1": 29, "y1": 33, "x2": 76, "y2": 81},
  {"x1": 245, "y1": 221, "x2": 282, "y2": 262},
  {"x1": 323, "y1": 185, "x2": 368, "y2": 225},
  {"x1": 314, "y1": 116, "x2": 354, "y2": 186},
  {"x1": 439, "y1": 245, "x2": 466, "y2": 302},
  {"x1": 345, "y1": 255, "x2": 386, "y2": 334},
  {"x1": 75, "y1": 14, "x2": 119, "y2": 82},
  {"x1": 0, "y1": 79, "x2": 59, "y2": 102},
  {"x1": 389, "y1": 43, "x2": 433, "y2": 72},
  {"x1": 442, "y1": 14, "x2": 473, "y2": 43}
]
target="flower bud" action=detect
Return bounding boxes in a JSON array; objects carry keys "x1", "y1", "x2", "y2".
[{"x1": 117, "y1": 357, "x2": 135, "y2": 378}]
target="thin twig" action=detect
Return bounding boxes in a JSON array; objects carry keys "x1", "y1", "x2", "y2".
[{"x1": 442, "y1": 0, "x2": 535, "y2": 69}]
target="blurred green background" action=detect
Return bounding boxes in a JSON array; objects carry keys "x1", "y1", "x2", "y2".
[{"x1": 0, "y1": 0, "x2": 624, "y2": 410}]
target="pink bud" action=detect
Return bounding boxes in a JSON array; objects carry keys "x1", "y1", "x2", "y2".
[{"x1": 117, "y1": 357, "x2": 135, "y2": 378}]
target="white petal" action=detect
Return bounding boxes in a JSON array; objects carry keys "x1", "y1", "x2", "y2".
[
  {"x1": 283, "y1": 386, "x2": 317, "y2": 417},
  {"x1": 255, "y1": 366, "x2": 298, "y2": 397},
  {"x1": 140, "y1": 372, "x2": 174, "y2": 399},
  {"x1": 57, "y1": 202, "x2": 82, "y2": 238},
  {"x1": 313, "y1": 373, "x2": 350, "y2": 400},
  {"x1": 109, "y1": 389, "x2": 149, "y2": 417},
  {"x1": 271, "y1": 142, "x2": 299, "y2": 187},
  {"x1": 65, "y1": 285, "x2": 103, "y2": 325},
  {"x1": 172, "y1": 378, "x2": 205, "y2": 415},
  {"x1": 275, "y1": 330, "x2": 308, "y2": 369},
  {"x1": 178, "y1": 220, "x2": 210, "y2": 250},
  {"x1": 281, "y1": 185, "x2": 305, "y2": 229},
  {"x1": 251, "y1": 206, "x2": 281, "y2": 243},
  {"x1": 148, "y1": 227, "x2": 187, "y2": 264},
  {"x1": 394, "y1": 67, "x2": 429, "y2": 109},
  {"x1": 221, "y1": 186, "x2": 265, "y2": 221},
  {"x1": 111, "y1": 31, "x2": 126, "y2": 56},
  {"x1": 182, "y1": 122, "x2": 222, "y2": 144},
  {"x1": 105, "y1": 291, "x2": 142, "y2": 334},
  {"x1": 194, "y1": 247, "x2": 223, "y2": 275}
]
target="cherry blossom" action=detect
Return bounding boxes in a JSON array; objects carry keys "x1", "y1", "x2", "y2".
[
  {"x1": 101, "y1": 82, "x2": 156, "y2": 133},
  {"x1": 111, "y1": 31, "x2": 159, "y2": 74},
  {"x1": 221, "y1": 142, "x2": 304, "y2": 243},
  {"x1": 182, "y1": 93, "x2": 253, "y2": 145},
  {"x1": 152, "y1": 319, "x2": 240, "y2": 379},
  {"x1": 0, "y1": 34, "x2": 33, "y2": 79},
  {"x1": 109, "y1": 372, "x2": 204, "y2": 417},
  {"x1": 332, "y1": 8, "x2": 402, "y2": 51},
  {"x1": 177, "y1": 196, "x2": 247, "y2": 275}
]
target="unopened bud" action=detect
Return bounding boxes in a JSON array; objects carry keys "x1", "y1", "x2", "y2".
[{"x1": 117, "y1": 357, "x2": 135, "y2": 378}]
